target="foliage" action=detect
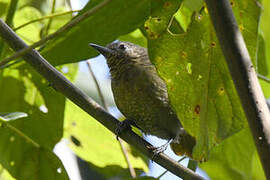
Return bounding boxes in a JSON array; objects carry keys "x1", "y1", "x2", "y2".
[{"x1": 0, "y1": 0, "x2": 269, "y2": 179}]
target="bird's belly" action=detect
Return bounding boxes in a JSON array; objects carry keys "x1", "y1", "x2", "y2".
[{"x1": 112, "y1": 79, "x2": 181, "y2": 140}]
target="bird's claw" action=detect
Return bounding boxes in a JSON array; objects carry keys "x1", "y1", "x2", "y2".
[{"x1": 149, "y1": 139, "x2": 172, "y2": 160}]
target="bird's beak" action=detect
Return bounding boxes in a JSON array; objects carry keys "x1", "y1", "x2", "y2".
[{"x1": 89, "y1": 43, "x2": 112, "y2": 57}]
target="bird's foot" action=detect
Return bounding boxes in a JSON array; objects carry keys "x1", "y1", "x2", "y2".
[
  {"x1": 115, "y1": 119, "x2": 132, "y2": 140},
  {"x1": 149, "y1": 139, "x2": 173, "y2": 159}
]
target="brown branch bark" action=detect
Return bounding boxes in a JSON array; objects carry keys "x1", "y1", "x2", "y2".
[
  {"x1": 204, "y1": 0, "x2": 270, "y2": 179},
  {"x1": 0, "y1": 19, "x2": 205, "y2": 180}
]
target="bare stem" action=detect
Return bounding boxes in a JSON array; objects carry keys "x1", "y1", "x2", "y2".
[
  {"x1": 86, "y1": 61, "x2": 108, "y2": 110},
  {"x1": 0, "y1": 19, "x2": 205, "y2": 180},
  {"x1": 43, "y1": 0, "x2": 56, "y2": 36},
  {"x1": 258, "y1": 74, "x2": 270, "y2": 83}
]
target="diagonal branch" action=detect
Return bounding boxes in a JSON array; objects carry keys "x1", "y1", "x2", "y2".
[
  {"x1": 0, "y1": 19, "x2": 205, "y2": 180},
  {"x1": 204, "y1": 0, "x2": 270, "y2": 179}
]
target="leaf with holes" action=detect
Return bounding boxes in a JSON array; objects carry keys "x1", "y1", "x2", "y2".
[{"x1": 145, "y1": 0, "x2": 260, "y2": 160}]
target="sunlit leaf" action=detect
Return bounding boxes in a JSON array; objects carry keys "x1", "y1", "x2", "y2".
[
  {"x1": 64, "y1": 100, "x2": 148, "y2": 179},
  {"x1": 0, "y1": 62, "x2": 77, "y2": 179}
]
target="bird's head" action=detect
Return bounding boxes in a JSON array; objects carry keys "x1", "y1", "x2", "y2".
[{"x1": 89, "y1": 41, "x2": 148, "y2": 68}]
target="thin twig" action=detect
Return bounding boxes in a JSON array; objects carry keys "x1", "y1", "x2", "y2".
[
  {"x1": 86, "y1": 61, "x2": 108, "y2": 110},
  {"x1": 205, "y1": 0, "x2": 270, "y2": 179},
  {"x1": 2, "y1": 122, "x2": 40, "y2": 148},
  {"x1": 0, "y1": 0, "x2": 112, "y2": 67},
  {"x1": 44, "y1": 0, "x2": 56, "y2": 36},
  {"x1": 118, "y1": 139, "x2": 136, "y2": 178},
  {"x1": 0, "y1": 0, "x2": 18, "y2": 58},
  {"x1": 0, "y1": 19, "x2": 205, "y2": 180},
  {"x1": 258, "y1": 73, "x2": 270, "y2": 83},
  {"x1": 14, "y1": 10, "x2": 79, "y2": 31},
  {"x1": 5, "y1": 0, "x2": 18, "y2": 26},
  {"x1": 86, "y1": 61, "x2": 136, "y2": 178}
]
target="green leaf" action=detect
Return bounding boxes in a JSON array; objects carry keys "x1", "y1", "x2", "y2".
[
  {"x1": 0, "y1": 112, "x2": 28, "y2": 121},
  {"x1": 0, "y1": 132, "x2": 68, "y2": 180},
  {"x1": 0, "y1": 2, "x2": 8, "y2": 17},
  {"x1": 0, "y1": 63, "x2": 78, "y2": 179},
  {"x1": 199, "y1": 128, "x2": 265, "y2": 180},
  {"x1": 0, "y1": 164, "x2": 16, "y2": 180},
  {"x1": 41, "y1": 0, "x2": 152, "y2": 65},
  {"x1": 146, "y1": 0, "x2": 260, "y2": 160},
  {"x1": 257, "y1": 33, "x2": 268, "y2": 76},
  {"x1": 260, "y1": 0, "x2": 270, "y2": 78},
  {"x1": 119, "y1": 29, "x2": 147, "y2": 48},
  {"x1": 13, "y1": 6, "x2": 43, "y2": 44},
  {"x1": 46, "y1": 8, "x2": 73, "y2": 35},
  {"x1": 64, "y1": 100, "x2": 148, "y2": 179},
  {"x1": 174, "y1": 0, "x2": 203, "y2": 32}
]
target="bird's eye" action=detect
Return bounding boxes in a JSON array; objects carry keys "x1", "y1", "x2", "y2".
[{"x1": 119, "y1": 44, "x2": 126, "y2": 50}]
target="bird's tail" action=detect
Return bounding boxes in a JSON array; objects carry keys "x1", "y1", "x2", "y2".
[{"x1": 170, "y1": 129, "x2": 196, "y2": 158}]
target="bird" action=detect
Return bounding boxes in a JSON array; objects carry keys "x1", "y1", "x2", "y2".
[{"x1": 90, "y1": 41, "x2": 195, "y2": 155}]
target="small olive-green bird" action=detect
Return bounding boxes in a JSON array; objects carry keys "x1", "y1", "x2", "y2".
[{"x1": 90, "y1": 41, "x2": 195, "y2": 155}]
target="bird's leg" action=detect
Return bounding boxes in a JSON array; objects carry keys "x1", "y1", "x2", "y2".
[
  {"x1": 150, "y1": 139, "x2": 173, "y2": 159},
  {"x1": 115, "y1": 119, "x2": 141, "y2": 140}
]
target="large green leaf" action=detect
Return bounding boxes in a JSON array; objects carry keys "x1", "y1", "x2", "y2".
[
  {"x1": 64, "y1": 100, "x2": 148, "y2": 179},
  {"x1": 41, "y1": 0, "x2": 152, "y2": 65},
  {"x1": 146, "y1": 0, "x2": 260, "y2": 160},
  {"x1": 200, "y1": 128, "x2": 265, "y2": 180},
  {"x1": 0, "y1": 63, "x2": 77, "y2": 179},
  {"x1": 257, "y1": 33, "x2": 268, "y2": 76}
]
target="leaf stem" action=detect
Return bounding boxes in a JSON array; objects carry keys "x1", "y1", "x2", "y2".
[
  {"x1": 43, "y1": 0, "x2": 56, "y2": 37},
  {"x1": 258, "y1": 74, "x2": 270, "y2": 83},
  {"x1": 1, "y1": 122, "x2": 40, "y2": 148}
]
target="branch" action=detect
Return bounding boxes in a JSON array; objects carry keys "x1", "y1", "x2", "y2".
[
  {"x1": 0, "y1": 19, "x2": 205, "y2": 180},
  {"x1": 204, "y1": 0, "x2": 270, "y2": 179}
]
